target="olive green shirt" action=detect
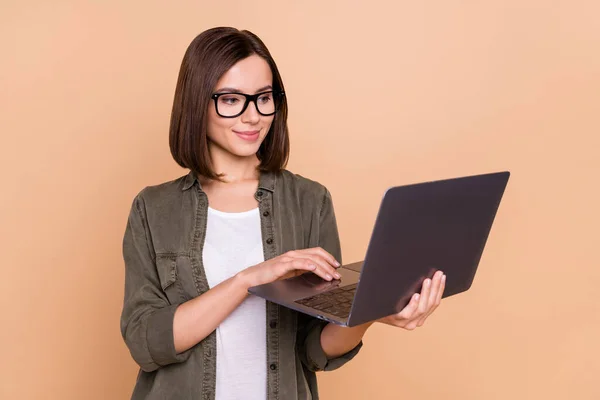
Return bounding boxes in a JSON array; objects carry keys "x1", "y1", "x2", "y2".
[{"x1": 120, "y1": 170, "x2": 363, "y2": 399}]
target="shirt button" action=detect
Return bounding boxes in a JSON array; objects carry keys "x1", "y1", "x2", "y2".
[
  {"x1": 269, "y1": 320, "x2": 277, "y2": 329},
  {"x1": 262, "y1": 211, "x2": 270, "y2": 217},
  {"x1": 256, "y1": 190, "x2": 263, "y2": 197},
  {"x1": 270, "y1": 363, "x2": 277, "y2": 371},
  {"x1": 266, "y1": 238, "x2": 273, "y2": 245}
]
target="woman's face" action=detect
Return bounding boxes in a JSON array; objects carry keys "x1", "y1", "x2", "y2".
[{"x1": 207, "y1": 54, "x2": 275, "y2": 159}]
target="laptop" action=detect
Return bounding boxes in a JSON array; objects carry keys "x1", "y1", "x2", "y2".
[{"x1": 248, "y1": 171, "x2": 510, "y2": 327}]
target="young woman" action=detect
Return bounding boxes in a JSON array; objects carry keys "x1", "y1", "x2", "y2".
[{"x1": 120, "y1": 27, "x2": 445, "y2": 400}]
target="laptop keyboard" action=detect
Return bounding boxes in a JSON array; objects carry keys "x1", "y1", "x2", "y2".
[{"x1": 295, "y1": 284, "x2": 357, "y2": 319}]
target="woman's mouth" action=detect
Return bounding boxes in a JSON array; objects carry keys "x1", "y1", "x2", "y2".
[{"x1": 233, "y1": 130, "x2": 260, "y2": 141}]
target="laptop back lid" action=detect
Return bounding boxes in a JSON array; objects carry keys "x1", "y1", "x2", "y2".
[{"x1": 346, "y1": 171, "x2": 510, "y2": 327}]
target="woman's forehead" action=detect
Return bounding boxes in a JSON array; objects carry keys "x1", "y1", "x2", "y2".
[{"x1": 215, "y1": 55, "x2": 273, "y2": 93}]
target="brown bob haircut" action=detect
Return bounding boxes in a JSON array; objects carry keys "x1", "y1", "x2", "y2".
[{"x1": 169, "y1": 27, "x2": 290, "y2": 181}]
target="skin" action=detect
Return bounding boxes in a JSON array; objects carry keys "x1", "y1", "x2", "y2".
[{"x1": 173, "y1": 54, "x2": 446, "y2": 359}]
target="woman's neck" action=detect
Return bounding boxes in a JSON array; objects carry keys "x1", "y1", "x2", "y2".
[{"x1": 205, "y1": 142, "x2": 260, "y2": 184}]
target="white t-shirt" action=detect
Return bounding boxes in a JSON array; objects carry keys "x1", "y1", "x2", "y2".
[{"x1": 203, "y1": 206, "x2": 267, "y2": 400}]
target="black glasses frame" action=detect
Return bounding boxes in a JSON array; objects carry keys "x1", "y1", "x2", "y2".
[{"x1": 210, "y1": 90, "x2": 285, "y2": 118}]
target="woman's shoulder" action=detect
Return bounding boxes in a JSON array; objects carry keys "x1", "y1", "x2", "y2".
[
  {"x1": 277, "y1": 169, "x2": 331, "y2": 203},
  {"x1": 129, "y1": 172, "x2": 192, "y2": 206}
]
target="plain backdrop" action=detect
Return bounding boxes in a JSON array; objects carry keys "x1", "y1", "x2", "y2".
[{"x1": 1, "y1": 1, "x2": 599, "y2": 399}]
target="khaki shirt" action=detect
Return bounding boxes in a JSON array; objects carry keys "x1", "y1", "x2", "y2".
[{"x1": 120, "y1": 170, "x2": 362, "y2": 399}]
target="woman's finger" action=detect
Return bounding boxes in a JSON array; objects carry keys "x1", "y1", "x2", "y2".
[
  {"x1": 437, "y1": 274, "x2": 446, "y2": 304},
  {"x1": 416, "y1": 278, "x2": 432, "y2": 317},
  {"x1": 283, "y1": 258, "x2": 316, "y2": 275},
  {"x1": 279, "y1": 254, "x2": 337, "y2": 282},
  {"x1": 417, "y1": 272, "x2": 445, "y2": 326},
  {"x1": 287, "y1": 258, "x2": 337, "y2": 281},
  {"x1": 427, "y1": 271, "x2": 443, "y2": 306},
  {"x1": 300, "y1": 247, "x2": 340, "y2": 268},
  {"x1": 396, "y1": 292, "x2": 420, "y2": 321},
  {"x1": 305, "y1": 255, "x2": 340, "y2": 280},
  {"x1": 289, "y1": 253, "x2": 339, "y2": 280},
  {"x1": 421, "y1": 272, "x2": 442, "y2": 311}
]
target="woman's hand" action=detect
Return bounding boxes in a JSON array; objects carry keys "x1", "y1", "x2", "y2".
[
  {"x1": 377, "y1": 270, "x2": 446, "y2": 330},
  {"x1": 237, "y1": 247, "x2": 341, "y2": 288}
]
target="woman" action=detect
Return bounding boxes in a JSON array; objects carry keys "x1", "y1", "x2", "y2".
[{"x1": 120, "y1": 27, "x2": 445, "y2": 400}]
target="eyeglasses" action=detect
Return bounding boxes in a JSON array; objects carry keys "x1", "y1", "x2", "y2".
[{"x1": 211, "y1": 90, "x2": 285, "y2": 118}]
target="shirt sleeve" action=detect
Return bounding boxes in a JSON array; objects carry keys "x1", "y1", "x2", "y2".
[
  {"x1": 296, "y1": 187, "x2": 363, "y2": 372},
  {"x1": 119, "y1": 192, "x2": 192, "y2": 372}
]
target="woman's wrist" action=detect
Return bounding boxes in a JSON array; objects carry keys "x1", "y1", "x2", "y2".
[{"x1": 234, "y1": 268, "x2": 255, "y2": 291}]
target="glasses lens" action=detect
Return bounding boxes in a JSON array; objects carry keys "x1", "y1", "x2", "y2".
[
  {"x1": 255, "y1": 92, "x2": 276, "y2": 115},
  {"x1": 216, "y1": 94, "x2": 246, "y2": 117}
]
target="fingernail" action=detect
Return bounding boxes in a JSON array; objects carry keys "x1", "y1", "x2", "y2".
[
  {"x1": 335, "y1": 261, "x2": 341, "y2": 267},
  {"x1": 425, "y1": 279, "x2": 431, "y2": 286},
  {"x1": 325, "y1": 274, "x2": 332, "y2": 280},
  {"x1": 310, "y1": 264, "x2": 316, "y2": 270},
  {"x1": 442, "y1": 274, "x2": 446, "y2": 281},
  {"x1": 415, "y1": 293, "x2": 420, "y2": 301},
  {"x1": 334, "y1": 273, "x2": 341, "y2": 279}
]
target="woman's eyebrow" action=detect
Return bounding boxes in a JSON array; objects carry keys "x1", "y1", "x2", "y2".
[
  {"x1": 214, "y1": 85, "x2": 273, "y2": 94},
  {"x1": 254, "y1": 85, "x2": 273, "y2": 93}
]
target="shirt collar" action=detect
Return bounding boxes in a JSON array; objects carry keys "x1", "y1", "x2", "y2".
[{"x1": 181, "y1": 170, "x2": 276, "y2": 192}]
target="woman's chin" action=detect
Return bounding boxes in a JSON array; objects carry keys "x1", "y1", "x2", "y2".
[{"x1": 229, "y1": 143, "x2": 262, "y2": 158}]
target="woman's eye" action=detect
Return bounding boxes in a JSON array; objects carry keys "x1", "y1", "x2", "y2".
[
  {"x1": 258, "y1": 95, "x2": 272, "y2": 104},
  {"x1": 220, "y1": 96, "x2": 240, "y2": 105}
]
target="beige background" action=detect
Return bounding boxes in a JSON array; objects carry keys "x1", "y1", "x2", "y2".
[{"x1": 1, "y1": 1, "x2": 599, "y2": 399}]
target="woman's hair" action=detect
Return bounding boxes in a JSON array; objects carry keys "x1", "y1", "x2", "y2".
[{"x1": 169, "y1": 27, "x2": 289, "y2": 180}]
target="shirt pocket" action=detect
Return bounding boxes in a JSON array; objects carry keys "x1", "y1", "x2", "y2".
[{"x1": 156, "y1": 255, "x2": 188, "y2": 304}]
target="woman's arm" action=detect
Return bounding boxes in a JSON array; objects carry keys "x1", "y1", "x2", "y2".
[
  {"x1": 174, "y1": 247, "x2": 341, "y2": 353},
  {"x1": 320, "y1": 322, "x2": 373, "y2": 358},
  {"x1": 173, "y1": 273, "x2": 249, "y2": 353}
]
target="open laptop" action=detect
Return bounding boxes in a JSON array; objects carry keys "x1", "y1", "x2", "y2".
[{"x1": 248, "y1": 171, "x2": 510, "y2": 327}]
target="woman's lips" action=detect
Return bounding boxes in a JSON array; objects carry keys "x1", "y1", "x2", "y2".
[{"x1": 233, "y1": 130, "x2": 260, "y2": 141}]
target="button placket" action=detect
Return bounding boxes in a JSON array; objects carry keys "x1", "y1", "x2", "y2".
[
  {"x1": 191, "y1": 186, "x2": 216, "y2": 398},
  {"x1": 257, "y1": 188, "x2": 280, "y2": 399}
]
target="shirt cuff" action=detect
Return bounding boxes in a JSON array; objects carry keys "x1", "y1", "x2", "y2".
[
  {"x1": 303, "y1": 322, "x2": 363, "y2": 372},
  {"x1": 146, "y1": 304, "x2": 192, "y2": 367}
]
